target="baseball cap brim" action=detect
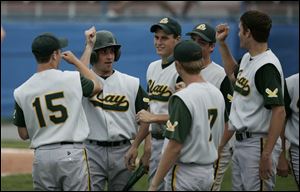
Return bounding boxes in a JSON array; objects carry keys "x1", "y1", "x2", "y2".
[
  {"x1": 150, "y1": 24, "x2": 173, "y2": 34},
  {"x1": 58, "y1": 38, "x2": 68, "y2": 49},
  {"x1": 186, "y1": 31, "x2": 211, "y2": 43}
]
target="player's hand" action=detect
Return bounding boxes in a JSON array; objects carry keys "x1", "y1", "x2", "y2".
[
  {"x1": 175, "y1": 82, "x2": 186, "y2": 92},
  {"x1": 216, "y1": 23, "x2": 230, "y2": 42},
  {"x1": 62, "y1": 51, "x2": 80, "y2": 65},
  {"x1": 85, "y1": 26, "x2": 96, "y2": 49},
  {"x1": 140, "y1": 151, "x2": 150, "y2": 173},
  {"x1": 259, "y1": 151, "x2": 273, "y2": 180},
  {"x1": 124, "y1": 146, "x2": 138, "y2": 171},
  {"x1": 276, "y1": 151, "x2": 289, "y2": 177},
  {"x1": 137, "y1": 109, "x2": 154, "y2": 123}
]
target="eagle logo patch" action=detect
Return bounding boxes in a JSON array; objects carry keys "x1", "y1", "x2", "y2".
[
  {"x1": 196, "y1": 24, "x2": 206, "y2": 31},
  {"x1": 265, "y1": 88, "x2": 278, "y2": 98},
  {"x1": 166, "y1": 120, "x2": 178, "y2": 132},
  {"x1": 159, "y1": 18, "x2": 168, "y2": 24},
  {"x1": 227, "y1": 94, "x2": 233, "y2": 102}
]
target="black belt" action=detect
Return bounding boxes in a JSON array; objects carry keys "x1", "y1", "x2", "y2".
[
  {"x1": 151, "y1": 133, "x2": 164, "y2": 140},
  {"x1": 235, "y1": 131, "x2": 268, "y2": 141},
  {"x1": 235, "y1": 131, "x2": 252, "y2": 141},
  {"x1": 60, "y1": 142, "x2": 83, "y2": 145},
  {"x1": 89, "y1": 140, "x2": 130, "y2": 147}
]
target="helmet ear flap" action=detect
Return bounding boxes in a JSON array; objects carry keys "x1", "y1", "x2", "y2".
[{"x1": 90, "y1": 50, "x2": 98, "y2": 65}]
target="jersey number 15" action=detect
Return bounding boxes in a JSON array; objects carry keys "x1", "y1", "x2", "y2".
[{"x1": 32, "y1": 92, "x2": 68, "y2": 128}]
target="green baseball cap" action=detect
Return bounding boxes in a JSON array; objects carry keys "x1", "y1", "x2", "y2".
[
  {"x1": 150, "y1": 17, "x2": 181, "y2": 36},
  {"x1": 186, "y1": 23, "x2": 216, "y2": 43},
  {"x1": 174, "y1": 40, "x2": 202, "y2": 62},
  {"x1": 32, "y1": 33, "x2": 68, "y2": 57}
]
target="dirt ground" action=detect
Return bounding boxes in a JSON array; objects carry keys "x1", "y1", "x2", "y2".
[{"x1": 1, "y1": 148, "x2": 33, "y2": 176}]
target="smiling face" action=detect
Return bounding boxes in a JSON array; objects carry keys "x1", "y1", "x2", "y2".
[{"x1": 154, "y1": 29, "x2": 179, "y2": 58}]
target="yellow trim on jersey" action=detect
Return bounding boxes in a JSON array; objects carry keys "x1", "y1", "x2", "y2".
[
  {"x1": 83, "y1": 148, "x2": 91, "y2": 191},
  {"x1": 171, "y1": 165, "x2": 179, "y2": 191}
]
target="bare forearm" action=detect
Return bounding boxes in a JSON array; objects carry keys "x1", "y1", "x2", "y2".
[
  {"x1": 152, "y1": 114, "x2": 169, "y2": 124},
  {"x1": 264, "y1": 106, "x2": 286, "y2": 155},
  {"x1": 74, "y1": 60, "x2": 101, "y2": 94},
  {"x1": 219, "y1": 122, "x2": 235, "y2": 148},
  {"x1": 18, "y1": 127, "x2": 29, "y2": 140},
  {"x1": 143, "y1": 134, "x2": 151, "y2": 154},
  {"x1": 218, "y1": 42, "x2": 238, "y2": 82},
  {"x1": 150, "y1": 140, "x2": 181, "y2": 189},
  {"x1": 80, "y1": 45, "x2": 93, "y2": 67},
  {"x1": 132, "y1": 122, "x2": 150, "y2": 148}
]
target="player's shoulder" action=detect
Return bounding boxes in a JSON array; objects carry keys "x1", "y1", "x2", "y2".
[
  {"x1": 114, "y1": 70, "x2": 139, "y2": 82},
  {"x1": 207, "y1": 62, "x2": 226, "y2": 74},
  {"x1": 148, "y1": 59, "x2": 161, "y2": 69},
  {"x1": 286, "y1": 73, "x2": 299, "y2": 82}
]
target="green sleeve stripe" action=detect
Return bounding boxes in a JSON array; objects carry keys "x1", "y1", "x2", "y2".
[
  {"x1": 135, "y1": 86, "x2": 149, "y2": 113},
  {"x1": 80, "y1": 75, "x2": 94, "y2": 97},
  {"x1": 13, "y1": 101, "x2": 26, "y2": 127}
]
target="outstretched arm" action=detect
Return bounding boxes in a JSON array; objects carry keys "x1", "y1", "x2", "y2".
[
  {"x1": 62, "y1": 50, "x2": 101, "y2": 96},
  {"x1": 216, "y1": 23, "x2": 238, "y2": 83},
  {"x1": 149, "y1": 139, "x2": 182, "y2": 191},
  {"x1": 80, "y1": 26, "x2": 96, "y2": 67}
]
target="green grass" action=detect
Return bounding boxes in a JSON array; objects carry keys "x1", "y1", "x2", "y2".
[
  {"x1": 1, "y1": 169, "x2": 298, "y2": 191},
  {"x1": 1, "y1": 140, "x2": 298, "y2": 191},
  {"x1": 1, "y1": 139, "x2": 30, "y2": 149},
  {"x1": 1, "y1": 174, "x2": 33, "y2": 191}
]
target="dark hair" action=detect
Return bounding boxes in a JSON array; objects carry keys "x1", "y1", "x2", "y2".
[
  {"x1": 180, "y1": 60, "x2": 203, "y2": 74},
  {"x1": 33, "y1": 54, "x2": 52, "y2": 63},
  {"x1": 240, "y1": 10, "x2": 272, "y2": 42}
]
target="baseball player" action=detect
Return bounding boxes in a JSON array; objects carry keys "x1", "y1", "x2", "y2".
[
  {"x1": 216, "y1": 10, "x2": 286, "y2": 191},
  {"x1": 80, "y1": 27, "x2": 149, "y2": 191},
  {"x1": 149, "y1": 40, "x2": 226, "y2": 191},
  {"x1": 277, "y1": 73, "x2": 299, "y2": 188},
  {"x1": 186, "y1": 23, "x2": 234, "y2": 191},
  {"x1": 124, "y1": 17, "x2": 182, "y2": 191},
  {"x1": 13, "y1": 33, "x2": 101, "y2": 191}
]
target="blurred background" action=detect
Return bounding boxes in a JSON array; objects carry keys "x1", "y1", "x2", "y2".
[{"x1": 1, "y1": 1, "x2": 299, "y2": 120}]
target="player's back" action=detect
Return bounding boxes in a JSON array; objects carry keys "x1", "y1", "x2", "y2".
[
  {"x1": 174, "y1": 82, "x2": 225, "y2": 164},
  {"x1": 14, "y1": 69, "x2": 89, "y2": 148}
]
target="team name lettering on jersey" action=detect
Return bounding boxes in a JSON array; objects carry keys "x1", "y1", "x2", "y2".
[
  {"x1": 234, "y1": 70, "x2": 250, "y2": 96},
  {"x1": 90, "y1": 93, "x2": 129, "y2": 111},
  {"x1": 148, "y1": 79, "x2": 172, "y2": 102}
]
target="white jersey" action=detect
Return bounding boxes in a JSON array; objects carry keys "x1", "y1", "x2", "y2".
[
  {"x1": 200, "y1": 61, "x2": 226, "y2": 89},
  {"x1": 13, "y1": 69, "x2": 89, "y2": 148},
  {"x1": 83, "y1": 70, "x2": 139, "y2": 141},
  {"x1": 285, "y1": 73, "x2": 299, "y2": 146},
  {"x1": 147, "y1": 59, "x2": 179, "y2": 134},
  {"x1": 229, "y1": 49, "x2": 284, "y2": 133},
  {"x1": 174, "y1": 82, "x2": 225, "y2": 164}
]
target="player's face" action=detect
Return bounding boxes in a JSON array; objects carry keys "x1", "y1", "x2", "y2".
[
  {"x1": 190, "y1": 34, "x2": 214, "y2": 60},
  {"x1": 96, "y1": 47, "x2": 115, "y2": 73},
  {"x1": 154, "y1": 29, "x2": 179, "y2": 58},
  {"x1": 238, "y1": 22, "x2": 249, "y2": 49}
]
